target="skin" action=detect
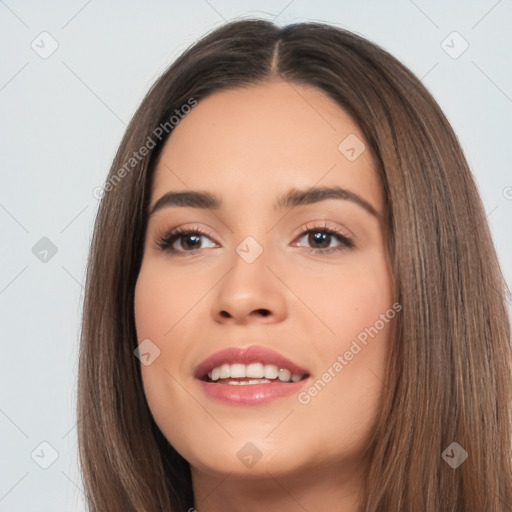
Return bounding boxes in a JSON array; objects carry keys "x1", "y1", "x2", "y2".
[{"x1": 134, "y1": 80, "x2": 395, "y2": 512}]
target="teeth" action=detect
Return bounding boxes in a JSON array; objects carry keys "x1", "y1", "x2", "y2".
[
  {"x1": 206, "y1": 363, "x2": 304, "y2": 383},
  {"x1": 209, "y1": 365, "x2": 230, "y2": 379},
  {"x1": 278, "y1": 368, "x2": 291, "y2": 382},
  {"x1": 264, "y1": 364, "x2": 279, "y2": 379},
  {"x1": 230, "y1": 363, "x2": 246, "y2": 378},
  {"x1": 246, "y1": 363, "x2": 264, "y2": 378},
  {"x1": 219, "y1": 363, "x2": 230, "y2": 379},
  {"x1": 227, "y1": 379, "x2": 272, "y2": 385}
]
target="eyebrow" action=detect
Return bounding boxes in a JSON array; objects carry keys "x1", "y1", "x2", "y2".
[{"x1": 149, "y1": 186, "x2": 379, "y2": 218}]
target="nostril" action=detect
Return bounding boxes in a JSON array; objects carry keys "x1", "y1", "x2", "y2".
[{"x1": 218, "y1": 309, "x2": 270, "y2": 319}]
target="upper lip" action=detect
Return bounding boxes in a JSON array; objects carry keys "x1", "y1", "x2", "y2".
[{"x1": 194, "y1": 345, "x2": 310, "y2": 380}]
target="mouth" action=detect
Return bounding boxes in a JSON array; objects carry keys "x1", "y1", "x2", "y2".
[
  {"x1": 203, "y1": 362, "x2": 307, "y2": 385},
  {"x1": 194, "y1": 345, "x2": 311, "y2": 404}
]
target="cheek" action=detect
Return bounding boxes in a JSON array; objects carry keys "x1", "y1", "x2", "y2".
[
  {"x1": 296, "y1": 280, "x2": 393, "y2": 454},
  {"x1": 133, "y1": 264, "x2": 183, "y2": 380},
  {"x1": 134, "y1": 264, "x2": 195, "y2": 444},
  {"x1": 293, "y1": 251, "x2": 393, "y2": 425},
  {"x1": 133, "y1": 262, "x2": 196, "y2": 382},
  {"x1": 134, "y1": 260, "x2": 200, "y2": 337},
  {"x1": 292, "y1": 250, "x2": 393, "y2": 351}
]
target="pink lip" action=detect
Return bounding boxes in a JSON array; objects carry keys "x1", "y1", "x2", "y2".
[{"x1": 194, "y1": 345, "x2": 311, "y2": 405}]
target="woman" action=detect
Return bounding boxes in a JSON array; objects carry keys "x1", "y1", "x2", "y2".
[{"x1": 78, "y1": 18, "x2": 512, "y2": 511}]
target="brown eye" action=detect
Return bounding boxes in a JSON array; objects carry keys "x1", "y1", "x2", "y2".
[
  {"x1": 156, "y1": 227, "x2": 218, "y2": 254},
  {"x1": 293, "y1": 223, "x2": 355, "y2": 255}
]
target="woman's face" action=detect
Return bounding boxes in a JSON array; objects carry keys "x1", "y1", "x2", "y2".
[{"x1": 134, "y1": 80, "x2": 394, "y2": 484}]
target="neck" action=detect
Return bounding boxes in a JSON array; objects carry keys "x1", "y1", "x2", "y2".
[{"x1": 191, "y1": 460, "x2": 364, "y2": 512}]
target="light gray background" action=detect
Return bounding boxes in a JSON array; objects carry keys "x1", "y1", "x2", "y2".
[{"x1": 0, "y1": 1, "x2": 510, "y2": 510}]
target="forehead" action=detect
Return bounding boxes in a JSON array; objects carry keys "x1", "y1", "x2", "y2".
[{"x1": 150, "y1": 80, "x2": 382, "y2": 214}]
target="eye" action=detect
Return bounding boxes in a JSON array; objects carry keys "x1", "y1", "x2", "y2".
[
  {"x1": 292, "y1": 222, "x2": 355, "y2": 255},
  {"x1": 155, "y1": 225, "x2": 218, "y2": 255},
  {"x1": 154, "y1": 222, "x2": 355, "y2": 257}
]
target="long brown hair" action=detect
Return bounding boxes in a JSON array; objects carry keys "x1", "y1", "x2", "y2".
[{"x1": 78, "y1": 18, "x2": 512, "y2": 511}]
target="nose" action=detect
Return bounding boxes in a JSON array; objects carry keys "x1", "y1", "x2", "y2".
[{"x1": 211, "y1": 245, "x2": 287, "y2": 325}]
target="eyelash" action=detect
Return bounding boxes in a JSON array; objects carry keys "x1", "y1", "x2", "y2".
[{"x1": 154, "y1": 222, "x2": 355, "y2": 257}]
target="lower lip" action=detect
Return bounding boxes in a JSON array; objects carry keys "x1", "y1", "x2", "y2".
[{"x1": 197, "y1": 378, "x2": 309, "y2": 405}]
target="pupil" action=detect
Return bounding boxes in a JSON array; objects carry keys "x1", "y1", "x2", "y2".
[
  {"x1": 183, "y1": 234, "x2": 200, "y2": 250},
  {"x1": 310, "y1": 231, "x2": 329, "y2": 248}
]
